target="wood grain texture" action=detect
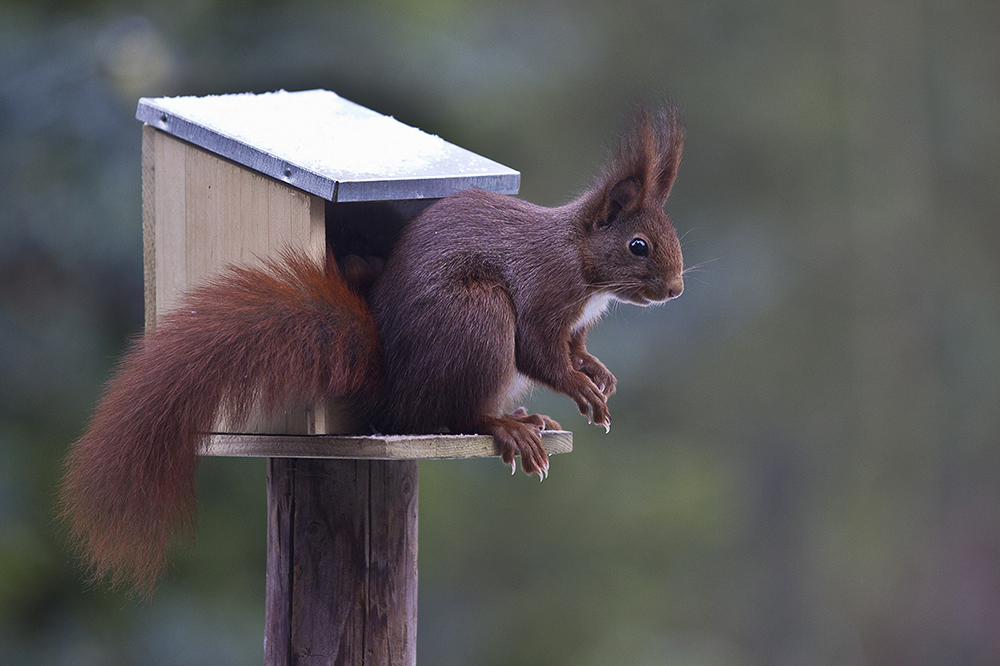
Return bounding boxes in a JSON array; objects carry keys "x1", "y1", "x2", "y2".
[
  {"x1": 141, "y1": 125, "x2": 158, "y2": 332},
  {"x1": 265, "y1": 459, "x2": 294, "y2": 666},
  {"x1": 266, "y1": 458, "x2": 418, "y2": 666},
  {"x1": 366, "y1": 460, "x2": 418, "y2": 666},
  {"x1": 142, "y1": 129, "x2": 327, "y2": 317},
  {"x1": 142, "y1": 126, "x2": 326, "y2": 320},
  {"x1": 143, "y1": 125, "x2": 189, "y2": 326},
  {"x1": 201, "y1": 431, "x2": 573, "y2": 460}
]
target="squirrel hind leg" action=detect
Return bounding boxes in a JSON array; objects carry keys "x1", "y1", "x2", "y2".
[{"x1": 377, "y1": 274, "x2": 519, "y2": 431}]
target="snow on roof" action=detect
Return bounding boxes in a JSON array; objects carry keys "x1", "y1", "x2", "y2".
[{"x1": 136, "y1": 90, "x2": 519, "y2": 202}]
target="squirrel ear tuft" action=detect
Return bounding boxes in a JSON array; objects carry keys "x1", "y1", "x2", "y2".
[
  {"x1": 583, "y1": 102, "x2": 685, "y2": 228},
  {"x1": 596, "y1": 102, "x2": 685, "y2": 209},
  {"x1": 652, "y1": 103, "x2": 685, "y2": 200}
]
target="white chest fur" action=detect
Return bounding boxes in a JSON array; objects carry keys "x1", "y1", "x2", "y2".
[{"x1": 571, "y1": 292, "x2": 614, "y2": 334}]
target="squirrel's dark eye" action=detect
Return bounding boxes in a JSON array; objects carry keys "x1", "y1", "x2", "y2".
[{"x1": 629, "y1": 238, "x2": 649, "y2": 257}]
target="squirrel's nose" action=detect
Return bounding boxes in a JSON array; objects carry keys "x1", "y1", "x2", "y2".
[{"x1": 665, "y1": 276, "x2": 684, "y2": 300}]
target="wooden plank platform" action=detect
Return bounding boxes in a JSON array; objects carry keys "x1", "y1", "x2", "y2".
[{"x1": 199, "y1": 430, "x2": 573, "y2": 460}]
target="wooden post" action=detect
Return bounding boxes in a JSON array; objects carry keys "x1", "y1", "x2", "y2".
[
  {"x1": 266, "y1": 458, "x2": 419, "y2": 666},
  {"x1": 201, "y1": 433, "x2": 570, "y2": 665}
]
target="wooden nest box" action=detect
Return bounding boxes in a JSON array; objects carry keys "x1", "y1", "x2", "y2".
[
  {"x1": 140, "y1": 89, "x2": 511, "y2": 435},
  {"x1": 136, "y1": 90, "x2": 570, "y2": 665}
]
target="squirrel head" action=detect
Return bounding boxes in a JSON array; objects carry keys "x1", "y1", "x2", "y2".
[{"x1": 579, "y1": 103, "x2": 685, "y2": 305}]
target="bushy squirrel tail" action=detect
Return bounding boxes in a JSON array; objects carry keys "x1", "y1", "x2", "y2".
[{"x1": 58, "y1": 251, "x2": 383, "y2": 595}]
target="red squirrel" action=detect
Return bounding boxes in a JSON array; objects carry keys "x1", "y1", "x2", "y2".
[{"x1": 59, "y1": 104, "x2": 685, "y2": 593}]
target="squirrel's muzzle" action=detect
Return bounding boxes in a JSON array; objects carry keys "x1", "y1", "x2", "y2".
[{"x1": 664, "y1": 275, "x2": 684, "y2": 301}]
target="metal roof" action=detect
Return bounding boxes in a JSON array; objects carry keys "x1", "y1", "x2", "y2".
[{"x1": 136, "y1": 89, "x2": 519, "y2": 202}]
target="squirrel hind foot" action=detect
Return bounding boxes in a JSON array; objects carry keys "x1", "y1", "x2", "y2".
[
  {"x1": 478, "y1": 414, "x2": 550, "y2": 480},
  {"x1": 507, "y1": 406, "x2": 562, "y2": 432}
]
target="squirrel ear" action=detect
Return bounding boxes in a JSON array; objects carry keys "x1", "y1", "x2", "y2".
[
  {"x1": 595, "y1": 102, "x2": 685, "y2": 214},
  {"x1": 605, "y1": 176, "x2": 641, "y2": 225}
]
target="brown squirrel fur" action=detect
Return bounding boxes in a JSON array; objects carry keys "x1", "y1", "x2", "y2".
[{"x1": 58, "y1": 104, "x2": 686, "y2": 594}]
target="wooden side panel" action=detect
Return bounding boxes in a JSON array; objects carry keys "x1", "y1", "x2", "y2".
[
  {"x1": 180, "y1": 134, "x2": 326, "y2": 306},
  {"x1": 142, "y1": 124, "x2": 188, "y2": 330},
  {"x1": 142, "y1": 127, "x2": 325, "y2": 319},
  {"x1": 141, "y1": 127, "x2": 330, "y2": 435}
]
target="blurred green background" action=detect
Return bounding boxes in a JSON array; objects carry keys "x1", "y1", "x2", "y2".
[{"x1": 2, "y1": 0, "x2": 999, "y2": 664}]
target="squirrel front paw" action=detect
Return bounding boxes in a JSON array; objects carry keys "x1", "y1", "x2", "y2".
[
  {"x1": 563, "y1": 372, "x2": 612, "y2": 432},
  {"x1": 572, "y1": 353, "x2": 617, "y2": 397}
]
